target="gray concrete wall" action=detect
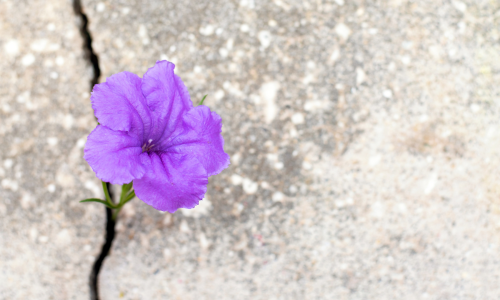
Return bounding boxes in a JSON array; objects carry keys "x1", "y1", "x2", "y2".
[{"x1": 1, "y1": 0, "x2": 500, "y2": 299}]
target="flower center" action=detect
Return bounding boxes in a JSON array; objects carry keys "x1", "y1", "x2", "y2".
[{"x1": 142, "y1": 139, "x2": 155, "y2": 153}]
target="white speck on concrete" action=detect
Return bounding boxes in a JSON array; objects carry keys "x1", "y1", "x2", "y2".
[
  {"x1": 138, "y1": 25, "x2": 150, "y2": 45},
  {"x1": 240, "y1": 24, "x2": 250, "y2": 32},
  {"x1": 198, "y1": 232, "x2": 211, "y2": 250},
  {"x1": 452, "y1": 1, "x2": 467, "y2": 12},
  {"x1": 400, "y1": 55, "x2": 411, "y2": 65},
  {"x1": 302, "y1": 74, "x2": 315, "y2": 85},
  {"x1": 47, "y1": 137, "x2": 58, "y2": 146},
  {"x1": 371, "y1": 201, "x2": 385, "y2": 219},
  {"x1": 214, "y1": 89, "x2": 225, "y2": 101},
  {"x1": 163, "y1": 248, "x2": 172, "y2": 262},
  {"x1": 47, "y1": 184, "x2": 56, "y2": 193},
  {"x1": 193, "y1": 66, "x2": 202, "y2": 73},
  {"x1": 3, "y1": 159, "x2": 14, "y2": 169},
  {"x1": 231, "y1": 153, "x2": 241, "y2": 165},
  {"x1": 159, "y1": 53, "x2": 169, "y2": 61},
  {"x1": 179, "y1": 220, "x2": 191, "y2": 233},
  {"x1": 1, "y1": 178, "x2": 18, "y2": 191},
  {"x1": 226, "y1": 39, "x2": 234, "y2": 51},
  {"x1": 21, "y1": 53, "x2": 35, "y2": 66},
  {"x1": 240, "y1": 0, "x2": 255, "y2": 9},
  {"x1": 260, "y1": 81, "x2": 280, "y2": 124},
  {"x1": 383, "y1": 89, "x2": 393, "y2": 98},
  {"x1": 30, "y1": 39, "x2": 48, "y2": 52},
  {"x1": 242, "y1": 178, "x2": 258, "y2": 194},
  {"x1": 424, "y1": 173, "x2": 438, "y2": 195},
  {"x1": 258, "y1": 30, "x2": 272, "y2": 49},
  {"x1": 29, "y1": 228, "x2": 38, "y2": 242},
  {"x1": 219, "y1": 48, "x2": 229, "y2": 58},
  {"x1": 55, "y1": 56, "x2": 65, "y2": 66},
  {"x1": 261, "y1": 181, "x2": 271, "y2": 189},
  {"x1": 396, "y1": 203, "x2": 408, "y2": 214},
  {"x1": 272, "y1": 191, "x2": 284, "y2": 202},
  {"x1": 419, "y1": 114, "x2": 429, "y2": 123},
  {"x1": 76, "y1": 138, "x2": 86, "y2": 148},
  {"x1": 470, "y1": 104, "x2": 480, "y2": 113},
  {"x1": 335, "y1": 23, "x2": 351, "y2": 41},
  {"x1": 291, "y1": 112, "x2": 305, "y2": 124},
  {"x1": 304, "y1": 100, "x2": 327, "y2": 112},
  {"x1": 369, "y1": 155, "x2": 381, "y2": 167},
  {"x1": 96, "y1": 2, "x2": 106, "y2": 12},
  {"x1": 356, "y1": 68, "x2": 367, "y2": 85},
  {"x1": 329, "y1": 48, "x2": 340, "y2": 64},
  {"x1": 200, "y1": 24, "x2": 215, "y2": 36},
  {"x1": 62, "y1": 114, "x2": 74, "y2": 130},
  {"x1": 4, "y1": 40, "x2": 19, "y2": 56},
  {"x1": 231, "y1": 174, "x2": 243, "y2": 185}
]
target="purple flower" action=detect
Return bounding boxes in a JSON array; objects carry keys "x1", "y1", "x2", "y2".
[{"x1": 84, "y1": 61, "x2": 229, "y2": 212}]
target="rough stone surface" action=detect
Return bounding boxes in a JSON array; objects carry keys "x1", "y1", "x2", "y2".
[
  {"x1": 0, "y1": 1, "x2": 104, "y2": 299},
  {"x1": 2, "y1": 0, "x2": 500, "y2": 299},
  {"x1": 83, "y1": 0, "x2": 500, "y2": 299}
]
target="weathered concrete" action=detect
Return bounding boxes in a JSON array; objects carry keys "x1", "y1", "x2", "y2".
[
  {"x1": 2, "y1": 0, "x2": 500, "y2": 299},
  {"x1": 0, "y1": 1, "x2": 104, "y2": 299},
  {"x1": 83, "y1": 0, "x2": 500, "y2": 299}
]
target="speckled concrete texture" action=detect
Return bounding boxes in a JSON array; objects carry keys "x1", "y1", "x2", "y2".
[
  {"x1": 2, "y1": 0, "x2": 500, "y2": 299},
  {"x1": 82, "y1": 0, "x2": 500, "y2": 299},
  {"x1": 0, "y1": 1, "x2": 104, "y2": 299}
]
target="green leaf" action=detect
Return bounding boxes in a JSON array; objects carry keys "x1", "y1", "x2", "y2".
[
  {"x1": 80, "y1": 198, "x2": 117, "y2": 209},
  {"x1": 101, "y1": 181, "x2": 113, "y2": 204},
  {"x1": 120, "y1": 181, "x2": 133, "y2": 202},
  {"x1": 122, "y1": 182, "x2": 133, "y2": 193},
  {"x1": 199, "y1": 94, "x2": 207, "y2": 106},
  {"x1": 123, "y1": 190, "x2": 136, "y2": 203}
]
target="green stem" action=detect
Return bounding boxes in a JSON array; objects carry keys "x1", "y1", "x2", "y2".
[
  {"x1": 112, "y1": 207, "x2": 121, "y2": 221},
  {"x1": 120, "y1": 182, "x2": 133, "y2": 203},
  {"x1": 101, "y1": 181, "x2": 114, "y2": 208},
  {"x1": 123, "y1": 190, "x2": 136, "y2": 204},
  {"x1": 199, "y1": 94, "x2": 207, "y2": 105},
  {"x1": 112, "y1": 188, "x2": 136, "y2": 221}
]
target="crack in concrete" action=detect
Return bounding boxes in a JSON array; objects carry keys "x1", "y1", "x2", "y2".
[
  {"x1": 72, "y1": 1, "x2": 115, "y2": 299},
  {"x1": 73, "y1": 0, "x2": 101, "y2": 90}
]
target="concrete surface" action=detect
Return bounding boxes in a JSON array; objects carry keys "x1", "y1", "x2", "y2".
[
  {"x1": 2, "y1": 0, "x2": 500, "y2": 299},
  {"x1": 0, "y1": 0, "x2": 104, "y2": 299}
]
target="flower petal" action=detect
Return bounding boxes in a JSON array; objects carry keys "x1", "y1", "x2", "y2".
[
  {"x1": 141, "y1": 60, "x2": 193, "y2": 143},
  {"x1": 91, "y1": 71, "x2": 151, "y2": 140},
  {"x1": 163, "y1": 105, "x2": 230, "y2": 176},
  {"x1": 84, "y1": 125, "x2": 150, "y2": 185},
  {"x1": 133, "y1": 152, "x2": 208, "y2": 213}
]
